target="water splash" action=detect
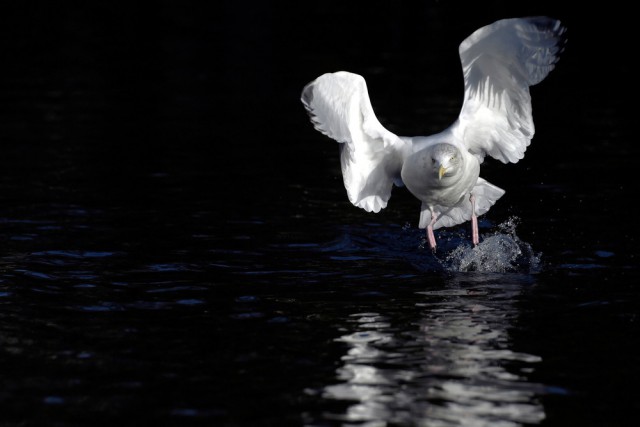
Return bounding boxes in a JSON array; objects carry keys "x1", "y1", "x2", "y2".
[{"x1": 441, "y1": 217, "x2": 541, "y2": 273}]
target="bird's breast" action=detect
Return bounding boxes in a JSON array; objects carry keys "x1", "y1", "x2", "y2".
[{"x1": 401, "y1": 152, "x2": 479, "y2": 208}]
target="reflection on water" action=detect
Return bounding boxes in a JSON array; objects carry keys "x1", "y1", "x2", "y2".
[
  {"x1": 316, "y1": 279, "x2": 546, "y2": 426},
  {"x1": 0, "y1": 198, "x2": 635, "y2": 426}
]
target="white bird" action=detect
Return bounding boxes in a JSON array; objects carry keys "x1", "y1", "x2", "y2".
[{"x1": 301, "y1": 16, "x2": 566, "y2": 251}]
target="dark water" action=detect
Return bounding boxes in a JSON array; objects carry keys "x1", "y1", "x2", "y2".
[{"x1": 1, "y1": 2, "x2": 638, "y2": 426}]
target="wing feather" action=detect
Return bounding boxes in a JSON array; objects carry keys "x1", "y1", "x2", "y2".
[
  {"x1": 453, "y1": 17, "x2": 567, "y2": 164},
  {"x1": 301, "y1": 71, "x2": 405, "y2": 212}
]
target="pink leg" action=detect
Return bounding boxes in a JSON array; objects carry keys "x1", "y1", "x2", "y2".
[
  {"x1": 427, "y1": 210, "x2": 438, "y2": 251},
  {"x1": 470, "y1": 194, "x2": 479, "y2": 246}
]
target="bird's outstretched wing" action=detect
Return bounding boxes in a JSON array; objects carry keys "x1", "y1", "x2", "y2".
[
  {"x1": 301, "y1": 71, "x2": 405, "y2": 213},
  {"x1": 452, "y1": 17, "x2": 567, "y2": 164}
]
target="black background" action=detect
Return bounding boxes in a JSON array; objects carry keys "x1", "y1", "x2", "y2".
[{"x1": 0, "y1": 1, "x2": 634, "y2": 208}]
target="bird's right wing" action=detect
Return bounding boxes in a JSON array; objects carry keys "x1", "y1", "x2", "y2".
[{"x1": 301, "y1": 71, "x2": 406, "y2": 213}]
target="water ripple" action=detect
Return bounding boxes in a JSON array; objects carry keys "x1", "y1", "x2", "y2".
[{"x1": 314, "y1": 279, "x2": 546, "y2": 426}]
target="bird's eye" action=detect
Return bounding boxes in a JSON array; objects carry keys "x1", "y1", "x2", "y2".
[{"x1": 431, "y1": 158, "x2": 436, "y2": 164}]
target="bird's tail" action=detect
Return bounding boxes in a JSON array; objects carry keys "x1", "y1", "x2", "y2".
[{"x1": 419, "y1": 178, "x2": 505, "y2": 229}]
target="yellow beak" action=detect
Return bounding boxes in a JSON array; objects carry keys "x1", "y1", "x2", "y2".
[{"x1": 438, "y1": 165, "x2": 446, "y2": 180}]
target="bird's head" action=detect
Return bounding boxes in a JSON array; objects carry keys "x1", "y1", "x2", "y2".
[{"x1": 431, "y1": 143, "x2": 461, "y2": 180}]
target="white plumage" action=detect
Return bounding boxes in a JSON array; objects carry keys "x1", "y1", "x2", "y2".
[{"x1": 301, "y1": 17, "x2": 566, "y2": 250}]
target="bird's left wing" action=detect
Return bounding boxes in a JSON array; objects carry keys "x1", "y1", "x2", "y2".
[
  {"x1": 452, "y1": 17, "x2": 567, "y2": 164},
  {"x1": 301, "y1": 71, "x2": 406, "y2": 213}
]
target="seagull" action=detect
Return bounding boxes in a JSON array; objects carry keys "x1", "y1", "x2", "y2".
[{"x1": 300, "y1": 16, "x2": 566, "y2": 251}]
